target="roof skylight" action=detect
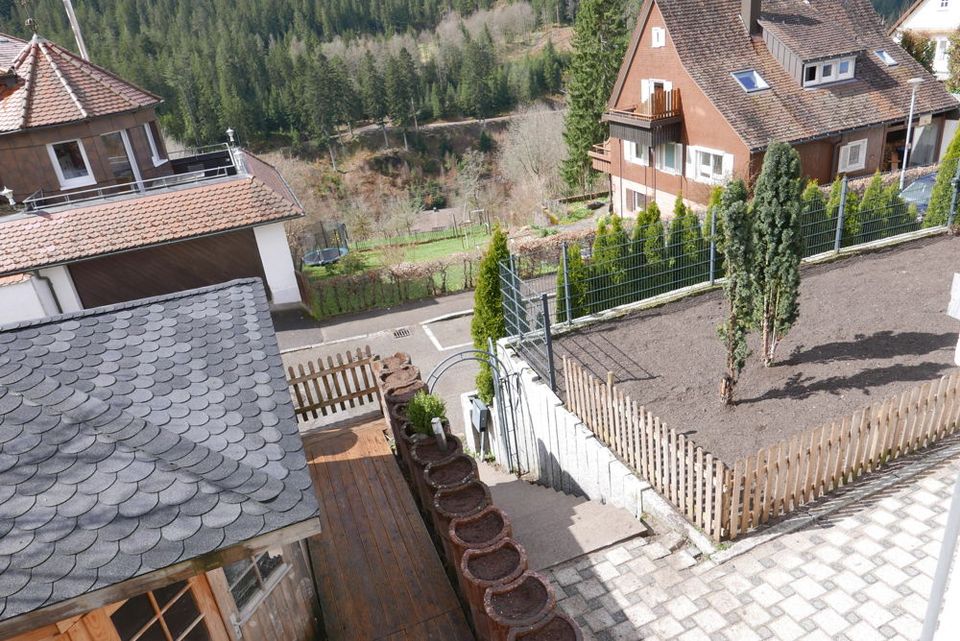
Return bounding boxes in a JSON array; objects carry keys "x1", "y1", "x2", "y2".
[
  {"x1": 732, "y1": 69, "x2": 770, "y2": 92},
  {"x1": 875, "y1": 49, "x2": 898, "y2": 66}
]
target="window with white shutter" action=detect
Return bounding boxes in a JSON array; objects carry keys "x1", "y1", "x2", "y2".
[
  {"x1": 838, "y1": 139, "x2": 868, "y2": 173},
  {"x1": 651, "y1": 27, "x2": 666, "y2": 48}
]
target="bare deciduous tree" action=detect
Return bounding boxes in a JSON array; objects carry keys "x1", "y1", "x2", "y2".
[{"x1": 499, "y1": 104, "x2": 567, "y2": 216}]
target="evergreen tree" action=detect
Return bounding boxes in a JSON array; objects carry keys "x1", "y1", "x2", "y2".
[
  {"x1": 800, "y1": 179, "x2": 830, "y2": 255},
  {"x1": 948, "y1": 27, "x2": 960, "y2": 93},
  {"x1": 471, "y1": 227, "x2": 510, "y2": 404},
  {"x1": 556, "y1": 243, "x2": 589, "y2": 322},
  {"x1": 858, "y1": 172, "x2": 888, "y2": 243},
  {"x1": 899, "y1": 30, "x2": 936, "y2": 73},
  {"x1": 718, "y1": 180, "x2": 753, "y2": 405},
  {"x1": 752, "y1": 142, "x2": 803, "y2": 366},
  {"x1": 590, "y1": 218, "x2": 613, "y2": 313},
  {"x1": 924, "y1": 124, "x2": 960, "y2": 227},
  {"x1": 667, "y1": 195, "x2": 704, "y2": 288},
  {"x1": 634, "y1": 202, "x2": 667, "y2": 296},
  {"x1": 561, "y1": 0, "x2": 627, "y2": 191},
  {"x1": 385, "y1": 54, "x2": 413, "y2": 149},
  {"x1": 360, "y1": 52, "x2": 389, "y2": 147}
]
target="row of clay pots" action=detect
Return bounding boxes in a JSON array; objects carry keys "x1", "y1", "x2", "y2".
[{"x1": 375, "y1": 353, "x2": 581, "y2": 641}]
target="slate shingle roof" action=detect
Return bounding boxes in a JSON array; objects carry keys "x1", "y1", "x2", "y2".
[
  {"x1": 0, "y1": 279, "x2": 319, "y2": 624},
  {"x1": 0, "y1": 169, "x2": 303, "y2": 276},
  {"x1": 0, "y1": 33, "x2": 160, "y2": 134},
  {"x1": 633, "y1": 0, "x2": 959, "y2": 151}
]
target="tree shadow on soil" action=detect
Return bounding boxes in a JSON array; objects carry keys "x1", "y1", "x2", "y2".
[
  {"x1": 783, "y1": 331, "x2": 956, "y2": 366},
  {"x1": 737, "y1": 361, "x2": 954, "y2": 405},
  {"x1": 556, "y1": 331, "x2": 657, "y2": 384}
]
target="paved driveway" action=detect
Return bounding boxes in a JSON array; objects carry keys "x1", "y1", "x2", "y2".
[{"x1": 273, "y1": 291, "x2": 480, "y2": 434}]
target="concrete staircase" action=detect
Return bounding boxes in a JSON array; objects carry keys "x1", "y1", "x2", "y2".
[{"x1": 478, "y1": 462, "x2": 649, "y2": 571}]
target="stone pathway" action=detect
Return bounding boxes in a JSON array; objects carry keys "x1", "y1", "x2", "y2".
[{"x1": 543, "y1": 455, "x2": 957, "y2": 640}]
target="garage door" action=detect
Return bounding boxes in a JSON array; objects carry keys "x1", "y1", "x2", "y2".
[{"x1": 70, "y1": 229, "x2": 268, "y2": 308}]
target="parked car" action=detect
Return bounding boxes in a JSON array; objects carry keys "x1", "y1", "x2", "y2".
[{"x1": 900, "y1": 173, "x2": 937, "y2": 215}]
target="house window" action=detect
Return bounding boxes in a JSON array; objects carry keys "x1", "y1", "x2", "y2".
[
  {"x1": 46, "y1": 140, "x2": 96, "y2": 189},
  {"x1": 803, "y1": 57, "x2": 856, "y2": 87},
  {"x1": 224, "y1": 550, "x2": 286, "y2": 614},
  {"x1": 144, "y1": 121, "x2": 168, "y2": 166},
  {"x1": 732, "y1": 69, "x2": 769, "y2": 92},
  {"x1": 686, "y1": 146, "x2": 731, "y2": 184},
  {"x1": 936, "y1": 38, "x2": 950, "y2": 61},
  {"x1": 657, "y1": 142, "x2": 682, "y2": 174},
  {"x1": 110, "y1": 581, "x2": 212, "y2": 641},
  {"x1": 624, "y1": 188, "x2": 644, "y2": 212},
  {"x1": 651, "y1": 27, "x2": 666, "y2": 48},
  {"x1": 101, "y1": 132, "x2": 135, "y2": 182},
  {"x1": 941, "y1": 0, "x2": 949, "y2": 8},
  {"x1": 624, "y1": 140, "x2": 648, "y2": 165},
  {"x1": 875, "y1": 49, "x2": 898, "y2": 66},
  {"x1": 838, "y1": 139, "x2": 868, "y2": 173}
]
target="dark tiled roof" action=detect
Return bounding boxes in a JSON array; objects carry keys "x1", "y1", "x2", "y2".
[
  {"x1": 0, "y1": 171, "x2": 303, "y2": 276},
  {"x1": 0, "y1": 280, "x2": 319, "y2": 624},
  {"x1": 0, "y1": 33, "x2": 160, "y2": 134},
  {"x1": 648, "y1": 0, "x2": 959, "y2": 150}
]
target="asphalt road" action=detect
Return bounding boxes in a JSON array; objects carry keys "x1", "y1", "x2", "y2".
[{"x1": 273, "y1": 290, "x2": 480, "y2": 435}]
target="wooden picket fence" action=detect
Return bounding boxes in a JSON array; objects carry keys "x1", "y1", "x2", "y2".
[
  {"x1": 562, "y1": 356, "x2": 960, "y2": 542},
  {"x1": 287, "y1": 346, "x2": 381, "y2": 422}
]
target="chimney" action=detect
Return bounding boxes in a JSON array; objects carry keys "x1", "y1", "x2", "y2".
[{"x1": 741, "y1": 0, "x2": 761, "y2": 35}]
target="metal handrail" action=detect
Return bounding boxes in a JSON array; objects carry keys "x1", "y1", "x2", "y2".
[
  {"x1": 166, "y1": 142, "x2": 232, "y2": 161},
  {"x1": 25, "y1": 164, "x2": 235, "y2": 211}
]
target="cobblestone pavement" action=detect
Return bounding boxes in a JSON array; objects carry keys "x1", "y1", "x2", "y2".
[{"x1": 544, "y1": 455, "x2": 958, "y2": 640}]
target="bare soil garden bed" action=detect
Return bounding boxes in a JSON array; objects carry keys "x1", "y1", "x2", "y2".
[{"x1": 555, "y1": 235, "x2": 960, "y2": 463}]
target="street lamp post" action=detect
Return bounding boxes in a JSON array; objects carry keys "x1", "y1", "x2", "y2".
[{"x1": 900, "y1": 77, "x2": 924, "y2": 190}]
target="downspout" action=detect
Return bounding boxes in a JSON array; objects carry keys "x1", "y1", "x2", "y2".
[{"x1": 32, "y1": 270, "x2": 63, "y2": 314}]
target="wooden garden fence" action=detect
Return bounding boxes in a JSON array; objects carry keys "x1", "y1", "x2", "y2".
[
  {"x1": 562, "y1": 356, "x2": 960, "y2": 542},
  {"x1": 287, "y1": 346, "x2": 381, "y2": 422}
]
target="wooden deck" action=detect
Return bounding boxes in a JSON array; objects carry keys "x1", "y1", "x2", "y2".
[{"x1": 303, "y1": 418, "x2": 474, "y2": 641}]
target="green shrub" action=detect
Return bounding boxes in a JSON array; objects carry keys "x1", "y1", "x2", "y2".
[
  {"x1": 925, "y1": 125, "x2": 960, "y2": 227},
  {"x1": 407, "y1": 391, "x2": 447, "y2": 436},
  {"x1": 471, "y1": 226, "x2": 510, "y2": 403}
]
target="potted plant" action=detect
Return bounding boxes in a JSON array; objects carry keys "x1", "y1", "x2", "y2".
[{"x1": 408, "y1": 391, "x2": 459, "y2": 505}]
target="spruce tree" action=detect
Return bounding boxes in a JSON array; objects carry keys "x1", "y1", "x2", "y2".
[
  {"x1": 718, "y1": 180, "x2": 753, "y2": 405},
  {"x1": 385, "y1": 54, "x2": 412, "y2": 149},
  {"x1": 561, "y1": 0, "x2": 627, "y2": 191},
  {"x1": 924, "y1": 124, "x2": 960, "y2": 227},
  {"x1": 360, "y1": 52, "x2": 389, "y2": 147},
  {"x1": 752, "y1": 142, "x2": 803, "y2": 367},
  {"x1": 556, "y1": 243, "x2": 589, "y2": 322},
  {"x1": 471, "y1": 227, "x2": 510, "y2": 404}
]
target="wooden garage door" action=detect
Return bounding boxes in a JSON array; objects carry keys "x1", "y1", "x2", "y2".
[{"x1": 70, "y1": 230, "x2": 268, "y2": 308}]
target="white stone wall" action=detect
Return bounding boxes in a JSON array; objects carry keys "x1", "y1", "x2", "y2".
[
  {"x1": 0, "y1": 275, "x2": 60, "y2": 325},
  {"x1": 254, "y1": 222, "x2": 302, "y2": 307},
  {"x1": 470, "y1": 341, "x2": 650, "y2": 519}
]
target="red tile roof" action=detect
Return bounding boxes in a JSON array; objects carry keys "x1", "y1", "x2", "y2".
[
  {"x1": 0, "y1": 33, "x2": 160, "y2": 134},
  {"x1": 0, "y1": 175, "x2": 303, "y2": 275}
]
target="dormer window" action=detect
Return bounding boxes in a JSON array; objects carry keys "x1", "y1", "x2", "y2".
[
  {"x1": 803, "y1": 56, "x2": 856, "y2": 87},
  {"x1": 47, "y1": 139, "x2": 96, "y2": 190},
  {"x1": 732, "y1": 69, "x2": 769, "y2": 92},
  {"x1": 875, "y1": 50, "x2": 898, "y2": 66}
]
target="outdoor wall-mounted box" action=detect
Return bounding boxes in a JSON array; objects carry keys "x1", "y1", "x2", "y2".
[{"x1": 471, "y1": 397, "x2": 490, "y2": 433}]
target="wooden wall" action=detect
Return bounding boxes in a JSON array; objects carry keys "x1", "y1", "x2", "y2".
[
  {"x1": 207, "y1": 542, "x2": 323, "y2": 641},
  {"x1": 68, "y1": 229, "x2": 268, "y2": 308}
]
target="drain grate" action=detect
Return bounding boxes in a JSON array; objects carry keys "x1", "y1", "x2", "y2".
[{"x1": 392, "y1": 327, "x2": 411, "y2": 339}]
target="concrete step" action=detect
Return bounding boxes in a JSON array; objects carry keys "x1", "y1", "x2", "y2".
[{"x1": 477, "y1": 462, "x2": 649, "y2": 571}]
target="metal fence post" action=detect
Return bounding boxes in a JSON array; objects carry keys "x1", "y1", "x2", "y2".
[
  {"x1": 834, "y1": 175, "x2": 848, "y2": 253},
  {"x1": 561, "y1": 241, "x2": 573, "y2": 324},
  {"x1": 541, "y1": 293, "x2": 557, "y2": 392},
  {"x1": 949, "y1": 161, "x2": 960, "y2": 229},
  {"x1": 709, "y1": 211, "x2": 718, "y2": 285},
  {"x1": 510, "y1": 255, "x2": 524, "y2": 338}
]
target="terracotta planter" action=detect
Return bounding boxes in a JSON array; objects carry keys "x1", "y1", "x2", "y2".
[
  {"x1": 461, "y1": 539, "x2": 528, "y2": 641},
  {"x1": 506, "y1": 612, "x2": 582, "y2": 641},
  {"x1": 383, "y1": 379, "x2": 427, "y2": 406},
  {"x1": 449, "y1": 506, "x2": 513, "y2": 571},
  {"x1": 410, "y1": 432, "x2": 462, "y2": 508},
  {"x1": 379, "y1": 352, "x2": 412, "y2": 372},
  {"x1": 484, "y1": 572, "x2": 556, "y2": 641},
  {"x1": 433, "y1": 480, "x2": 492, "y2": 563},
  {"x1": 424, "y1": 454, "x2": 478, "y2": 495},
  {"x1": 380, "y1": 364, "x2": 421, "y2": 390}
]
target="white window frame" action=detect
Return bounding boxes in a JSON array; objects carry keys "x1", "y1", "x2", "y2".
[
  {"x1": 624, "y1": 140, "x2": 648, "y2": 166},
  {"x1": 686, "y1": 145, "x2": 732, "y2": 185},
  {"x1": 656, "y1": 142, "x2": 682, "y2": 175},
  {"x1": 731, "y1": 69, "x2": 769, "y2": 93},
  {"x1": 875, "y1": 49, "x2": 898, "y2": 67},
  {"x1": 46, "y1": 139, "x2": 96, "y2": 190},
  {"x1": 803, "y1": 56, "x2": 856, "y2": 87},
  {"x1": 651, "y1": 27, "x2": 666, "y2": 48},
  {"x1": 838, "y1": 139, "x2": 868, "y2": 173},
  {"x1": 143, "y1": 122, "x2": 168, "y2": 166},
  {"x1": 102, "y1": 129, "x2": 145, "y2": 188},
  {"x1": 940, "y1": 0, "x2": 950, "y2": 9},
  {"x1": 640, "y1": 79, "x2": 673, "y2": 103}
]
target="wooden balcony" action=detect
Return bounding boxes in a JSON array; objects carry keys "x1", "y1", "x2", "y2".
[
  {"x1": 588, "y1": 141, "x2": 612, "y2": 173},
  {"x1": 603, "y1": 88, "x2": 683, "y2": 148}
]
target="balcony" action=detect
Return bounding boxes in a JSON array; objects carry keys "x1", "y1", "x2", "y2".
[
  {"x1": 24, "y1": 144, "x2": 241, "y2": 212},
  {"x1": 588, "y1": 141, "x2": 612, "y2": 173},
  {"x1": 603, "y1": 88, "x2": 682, "y2": 148}
]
